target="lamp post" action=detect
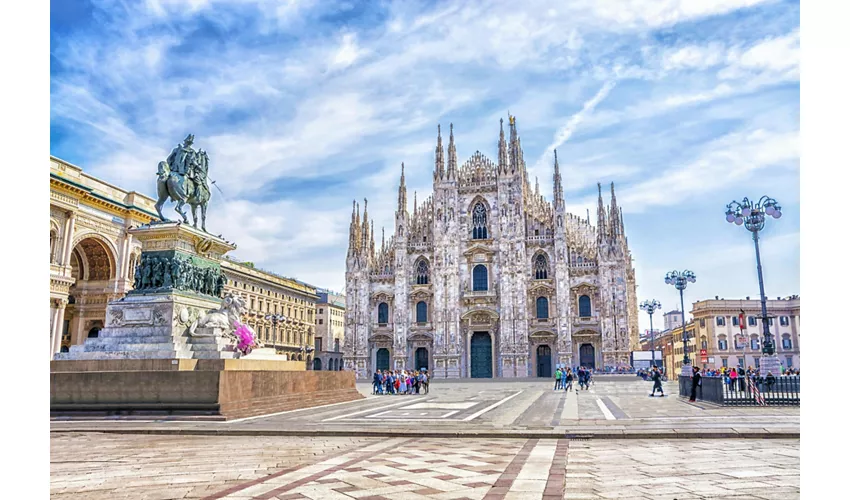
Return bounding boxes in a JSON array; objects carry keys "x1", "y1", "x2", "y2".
[
  {"x1": 665, "y1": 270, "x2": 696, "y2": 372},
  {"x1": 264, "y1": 313, "x2": 285, "y2": 349},
  {"x1": 725, "y1": 196, "x2": 782, "y2": 363},
  {"x1": 640, "y1": 299, "x2": 662, "y2": 367}
]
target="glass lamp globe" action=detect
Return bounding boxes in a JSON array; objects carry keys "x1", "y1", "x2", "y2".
[
  {"x1": 735, "y1": 217, "x2": 744, "y2": 225},
  {"x1": 726, "y1": 213, "x2": 736, "y2": 223},
  {"x1": 773, "y1": 210, "x2": 782, "y2": 219},
  {"x1": 742, "y1": 207, "x2": 751, "y2": 217},
  {"x1": 765, "y1": 205, "x2": 775, "y2": 216}
]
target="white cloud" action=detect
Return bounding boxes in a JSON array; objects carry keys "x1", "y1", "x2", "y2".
[{"x1": 329, "y1": 33, "x2": 364, "y2": 70}]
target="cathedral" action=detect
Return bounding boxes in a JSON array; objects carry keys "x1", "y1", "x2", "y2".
[{"x1": 344, "y1": 117, "x2": 639, "y2": 379}]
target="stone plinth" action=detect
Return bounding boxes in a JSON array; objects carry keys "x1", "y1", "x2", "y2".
[{"x1": 50, "y1": 366, "x2": 360, "y2": 420}]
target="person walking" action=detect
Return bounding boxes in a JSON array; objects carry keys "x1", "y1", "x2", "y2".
[
  {"x1": 372, "y1": 370, "x2": 382, "y2": 395},
  {"x1": 554, "y1": 367, "x2": 562, "y2": 391},
  {"x1": 689, "y1": 366, "x2": 701, "y2": 402},
  {"x1": 564, "y1": 368, "x2": 573, "y2": 392},
  {"x1": 650, "y1": 366, "x2": 664, "y2": 397},
  {"x1": 560, "y1": 366, "x2": 568, "y2": 391}
]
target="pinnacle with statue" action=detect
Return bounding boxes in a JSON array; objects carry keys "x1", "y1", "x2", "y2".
[{"x1": 155, "y1": 134, "x2": 212, "y2": 232}]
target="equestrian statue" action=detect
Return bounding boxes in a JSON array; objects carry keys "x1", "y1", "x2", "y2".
[{"x1": 154, "y1": 134, "x2": 212, "y2": 232}]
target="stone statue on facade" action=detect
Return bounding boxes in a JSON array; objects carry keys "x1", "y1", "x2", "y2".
[
  {"x1": 189, "y1": 293, "x2": 259, "y2": 355},
  {"x1": 140, "y1": 257, "x2": 152, "y2": 289},
  {"x1": 154, "y1": 134, "x2": 212, "y2": 232}
]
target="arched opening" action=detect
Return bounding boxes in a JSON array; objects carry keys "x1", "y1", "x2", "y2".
[
  {"x1": 579, "y1": 343, "x2": 595, "y2": 369},
  {"x1": 313, "y1": 358, "x2": 322, "y2": 371},
  {"x1": 473, "y1": 265, "x2": 488, "y2": 291},
  {"x1": 64, "y1": 237, "x2": 116, "y2": 348},
  {"x1": 536, "y1": 297, "x2": 549, "y2": 319},
  {"x1": 378, "y1": 302, "x2": 389, "y2": 325},
  {"x1": 415, "y1": 259, "x2": 429, "y2": 285},
  {"x1": 536, "y1": 345, "x2": 552, "y2": 377},
  {"x1": 578, "y1": 295, "x2": 592, "y2": 317},
  {"x1": 59, "y1": 345, "x2": 70, "y2": 353},
  {"x1": 471, "y1": 202, "x2": 488, "y2": 239},
  {"x1": 50, "y1": 228, "x2": 59, "y2": 264},
  {"x1": 416, "y1": 301, "x2": 428, "y2": 323},
  {"x1": 534, "y1": 254, "x2": 549, "y2": 279}
]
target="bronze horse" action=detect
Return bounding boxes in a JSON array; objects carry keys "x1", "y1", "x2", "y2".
[{"x1": 154, "y1": 151, "x2": 211, "y2": 232}]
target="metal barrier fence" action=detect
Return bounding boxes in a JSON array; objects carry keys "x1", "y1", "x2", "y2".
[{"x1": 679, "y1": 375, "x2": 800, "y2": 406}]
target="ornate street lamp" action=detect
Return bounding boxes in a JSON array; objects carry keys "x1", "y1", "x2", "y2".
[
  {"x1": 725, "y1": 196, "x2": 782, "y2": 358},
  {"x1": 264, "y1": 314, "x2": 285, "y2": 347},
  {"x1": 640, "y1": 299, "x2": 662, "y2": 367},
  {"x1": 665, "y1": 270, "x2": 696, "y2": 369}
]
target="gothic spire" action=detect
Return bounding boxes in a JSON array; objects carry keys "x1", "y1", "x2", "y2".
[
  {"x1": 498, "y1": 118, "x2": 508, "y2": 174},
  {"x1": 509, "y1": 114, "x2": 519, "y2": 173},
  {"x1": 446, "y1": 123, "x2": 457, "y2": 180},
  {"x1": 348, "y1": 199, "x2": 357, "y2": 256},
  {"x1": 609, "y1": 182, "x2": 620, "y2": 239},
  {"x1": 397, "y1": 163, "x2": 407, "y2": 214},
  {"x1": 370, "y1": 219, "x2": 375, "y2": 258},
  {"x1": 413, "y1": 191, "x2": 418, "y2": 216},
  {"x1": 596, "y1": 182, "x2": 606, "y2": 243},
  {"x1": 434, "y1": 124, "x2": 445, "y2": 181},
  {"x1": 381, "y1": 226, "x2": 385, "y2": 253},
  {"x1": 535, "y1": 176, "x2": 540, "y2": 197},
  {"x1": 355, "y1": 201, "x2": 362, "y2": 252},
  {"x1": 553, "y1": 149, "x2": 564, "y2": 210},
  {"x1": 362, "y1": 198, "x2": 370, "y2": 250}
]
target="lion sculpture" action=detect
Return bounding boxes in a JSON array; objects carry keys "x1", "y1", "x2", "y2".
[{"x1": 189, "y1": 293, "x2": 255, "y2": 341}]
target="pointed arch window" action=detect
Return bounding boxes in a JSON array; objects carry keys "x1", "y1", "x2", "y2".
[
  {"x1": 578, "y1": 295, "x2": 592, "y2": 318},
  {"x1": 471, "y1": 202, "x2": 488, "y2": 239},
  {"x1": 534, "y1": 254, "x2": 549, "y2": 279},
  {"x1": 472, "y1": 265, "x2": 488, "y2": 291},
  {"x1": 416, "y1": 259, "x2": 429, "y2": 285},
  {"x1": 536, "y1": 297, "x2": 549, "y2": 319},
  {"x1": 378, "y1": 302, "x2": 389, "y2": 325},
  {"x1": 416, "y1": 301, "x2": 428, "y2": 323}
]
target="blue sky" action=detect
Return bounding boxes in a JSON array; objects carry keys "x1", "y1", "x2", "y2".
[{"x1": 50, "y1": 0, "x2": 800, "y2": 332}]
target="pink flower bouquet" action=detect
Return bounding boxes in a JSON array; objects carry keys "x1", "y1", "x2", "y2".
[{"x1": 233, "y1": 321, "x2": 257, "y2": 355}]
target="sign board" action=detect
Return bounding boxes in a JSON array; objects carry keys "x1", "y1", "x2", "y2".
[
  {"x1": 699, "y1": 349, "x2": 707, "y2": 356},
  {"x1": 708, "y1": 357, "x2": 715, "y2": 363},
  {"x1": 700, "y1": 357, "x2": 708, "y2": 364}
]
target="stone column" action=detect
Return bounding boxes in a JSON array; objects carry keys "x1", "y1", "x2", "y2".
[
  {"x1": 50, "y1": 298, "x2": 68, "y2": 358},
  {"x1": 61, "y1": 211, "x2": 77, "y2": 267}
]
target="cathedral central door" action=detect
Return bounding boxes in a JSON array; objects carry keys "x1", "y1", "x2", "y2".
[
  {"x1": 536, "y1": 345, "x2": 552, "y2": 378},
  {"x1": 415, "y1": 347, "x2": 429, "y2": 371},
  {"x1": 579, "y1": 344, "x2": 595, "y2": 369},
  {"x1": 470, "y1": 332, "x2": 493, "y2": 378},
  {"x1": 376, "y1": 348, "x2": 390, "y2": 371}
]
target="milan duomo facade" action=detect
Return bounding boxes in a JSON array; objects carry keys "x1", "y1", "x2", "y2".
[{"x1": 344, "y1": 117, "x2": 639, "y2": 379}]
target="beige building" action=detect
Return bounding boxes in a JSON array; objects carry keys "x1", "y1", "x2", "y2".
[
  {"x1": 314, "y1": 290, "x2": 345, "y2": 371},
  {"x1": 221, "y1": 258, "x2": 318, "y2": 362},
  {"x1": 691, "y1": 296, "x2": 800, "y2": 372},
  {"x1": 50, "y1": 156, "x2": 318, "y2": 363},
  {"x1": 652, "y1": 321, "x2": 696, "y2": 380}
]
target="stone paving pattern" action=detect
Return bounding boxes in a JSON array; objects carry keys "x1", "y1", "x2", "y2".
[{"x1": 51, "y1": 433, "x2": 800, "y2": 499}]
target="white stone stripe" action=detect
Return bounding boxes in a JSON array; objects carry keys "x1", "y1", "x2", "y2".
[
  {"x1": 225, "y1": 397, "x2": 379, "y2": 424},
  {"x1": 561, "y1": 389, "x2": 579, "y2": 420},
  {"x1": 462, "y1": 390, "x2": 524, "y2": 421},
  {"x1": 595, "y1": 398, "x2": 616, "y2": 420},
  {"x1": 322, "y1": 398, "x2": 416, "y2": 421}
]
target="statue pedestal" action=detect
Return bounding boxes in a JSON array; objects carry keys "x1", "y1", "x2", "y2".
[
  {"x1": 56, "y1": 222, "x2": 238, "y2": 361},
  {"x1": 759, "y1": 354, "x2": 783, "y2": 376}
]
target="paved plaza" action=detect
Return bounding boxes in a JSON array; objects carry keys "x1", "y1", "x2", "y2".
[
  {"x1": 51, "y1": 433, "x2": 800, "y2": 500},
  {"x1": 50, "y1": 379, "x2": 801, "y2": 499},
  {"x1": 51, "y1": 378, "x2": 800, "y2": 437}
]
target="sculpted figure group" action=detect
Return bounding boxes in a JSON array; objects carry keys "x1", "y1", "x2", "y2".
[{"x1": 134, "y1": 254, "x2": 226, "y2": 297}]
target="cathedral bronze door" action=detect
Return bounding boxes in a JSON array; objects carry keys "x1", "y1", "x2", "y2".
[
  {"x1": 415, "y1": 348, "x2": 429, "y2": 371},
  {"x1": 579, "y1": 343, "x2": 595, "y2": 369},
  {"x1": 536, "y1": 345, "x2": 552, "y2": 378},
  {"x1": 376, "y1": 348, "x2": 390, "y2": 371},
  {"x1": 470, "y1": 332, "x2": 492, "y2": 378}
]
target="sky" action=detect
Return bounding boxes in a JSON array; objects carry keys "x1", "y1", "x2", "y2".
[{"x1": 50, "y1": 0, "x2": 800, "y2": 333}]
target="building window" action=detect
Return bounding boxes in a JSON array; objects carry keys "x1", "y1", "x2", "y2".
[
  {"x1": 471, "y1": 202, "x2": 488, "y2": 239},
  {"x1": 472, "y1": 265, "x2": 488, "y2": 291},
  {"x1": 786, "y1": 356, "x2": 793, "y2": 368},
  {"x1": 536, "y1": 297, "x2": 549, "y2": 319},
  {"x1": 416, "y1": 301, "x2": 428, "y2": 323},
  {"x1": 716, "y1": 316, "x2": 725, "y2": 326},
  {"x1": 700, "y1": 337, "x2": 707, "y2": 350},
  {"x1": 318, "y1": 319, "x2": 323, "y2": 325},
  {"x1": 780, "y1": 316, "x2": 790, "y2": 326},
  {"x1": 782, "y1": 335, "x2": 792, "y2": 350},
  {"x1": 699, "y1": 318, "x2": 705, "y2": 328},
  {"x1": 378, "y1": 302, "x2": 389, "y2": 325},
  {"x1": 534, "y1": 254, "x2": 549, "y2": 280},
  {"x1": 748, "y1": 316, "x2": 757, "y2": 326},
  {"x1": 415, "y1": 259, "x2": 429, "y2": 285},
  {"x1": 768, "y1": 317, "x2": 774, "y2": 326},
  {"x1": 578, "y1": 295, "x2": 591, "y2": 317},
  {"x1": 754, "y1": 357, "x2": 760, "y2": 369},
  {"x1": 718, "y1": 338, "x2": 728, "y2": 350},
  {"x1": 750, "y1": 338, "x2": 760, "y2": 350},
  {"x1": 334, "y1": 339, "x2": 340, "y2": 352},
  {"x1": 721, "y1": 357, "x2": 728, "y2": 368},
  {"x1": 319, "y1": 308, "x2": 323, "y2": 314},
  {"x1": 732, "y1": 316, "x2": 739, "y2": 326}
]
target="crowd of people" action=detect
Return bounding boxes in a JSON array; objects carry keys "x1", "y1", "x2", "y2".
[
  {"x1": 372, "y1": 369, "x2": 429, "y2": 395},
  {"x1": 553, "y1": 366, "x2": 595, "y2": 391}
]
